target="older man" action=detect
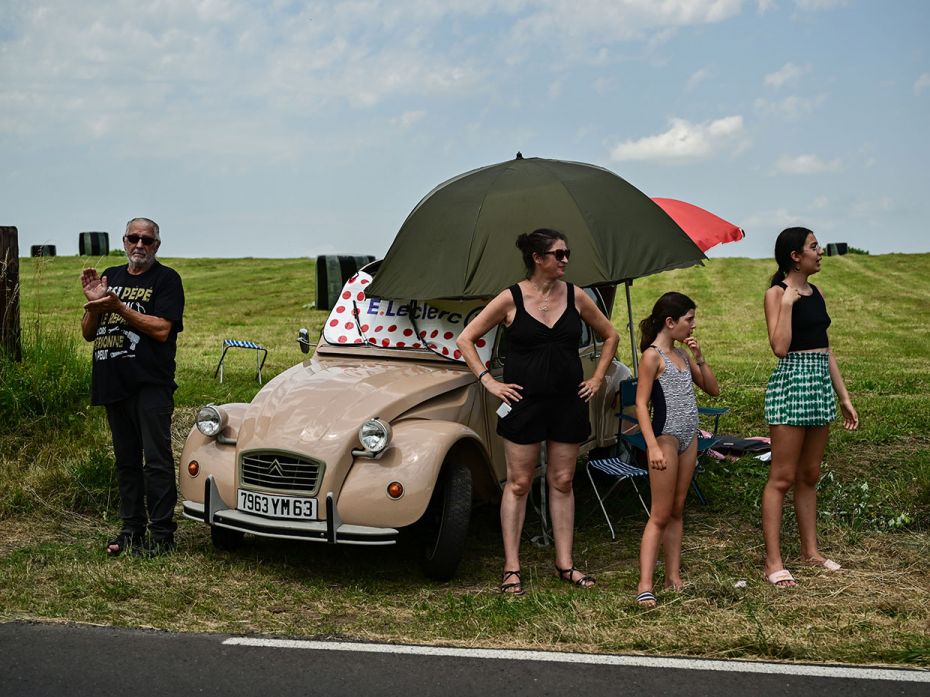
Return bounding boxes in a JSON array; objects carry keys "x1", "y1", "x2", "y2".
[{"x1": 81, "y1": 218, "x2": 185, "y2": 556}]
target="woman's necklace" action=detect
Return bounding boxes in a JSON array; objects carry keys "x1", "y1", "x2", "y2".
[{"x1": 533, "y1": 281, "x2": 555, "y2": 312}]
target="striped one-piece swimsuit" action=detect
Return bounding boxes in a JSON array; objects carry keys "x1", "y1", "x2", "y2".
[{"x1": 649, "y1": 346, "x2": 699, "y2": 453}]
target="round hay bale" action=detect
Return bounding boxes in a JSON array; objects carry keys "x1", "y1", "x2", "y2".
[
  {"x1": 79, "y1": 231, "x2": 109, "y2": 256},
  {"x1": 315, "y1": 255, "x2": 376, "y2": 311},
  {"x1": 30, "y1": 245, "x2": 56, "y2": 257}
]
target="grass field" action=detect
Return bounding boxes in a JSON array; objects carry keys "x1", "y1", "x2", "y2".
[{"x1": 1, "y1": 252, "x2": 928, "y2": 666}]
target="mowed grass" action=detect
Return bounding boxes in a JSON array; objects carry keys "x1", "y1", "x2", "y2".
[{"x1": 1, "y1": 252, "x2": 928, "y2": 666}]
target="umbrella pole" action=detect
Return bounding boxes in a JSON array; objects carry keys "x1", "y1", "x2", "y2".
[{"x1": 625, "y1": 281, "x2": 638, "y2": 377}]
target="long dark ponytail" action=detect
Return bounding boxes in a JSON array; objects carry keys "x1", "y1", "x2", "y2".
[
  {"x1": 638, "y1": 292, "x2": 696, "y2": 353},
  {"x1": 770, "y1": 226, "x2": 813, "y2": 287}
]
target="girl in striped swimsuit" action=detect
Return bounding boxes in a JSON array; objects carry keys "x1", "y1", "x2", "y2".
[{"x1": 634, "y1": 292, "x2": 720, "y2": 606}]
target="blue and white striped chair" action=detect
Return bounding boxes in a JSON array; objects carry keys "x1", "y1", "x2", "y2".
[
  {"x1": 586, "y1": 440, "x2": 650, "y2": 541},
  {"x1": 214, "y1": 339, "x2": 268, "y2": 384}
]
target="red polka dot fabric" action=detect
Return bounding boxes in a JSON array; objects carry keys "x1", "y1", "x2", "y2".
[{"x1": 322, "y1": 271, "x2": 495, "y2": 366}]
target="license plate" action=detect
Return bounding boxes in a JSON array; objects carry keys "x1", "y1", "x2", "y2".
[{"x1": 237, "y1": 489, "x2": 317, "y2": 520}]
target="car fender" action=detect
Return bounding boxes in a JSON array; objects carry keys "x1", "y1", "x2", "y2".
[
  {"x1": 337, "y1": 419, "x2": 488, "y2": 529},
  {"x1": 179, "y1": 403, "x2": 248, "y2": 506}
]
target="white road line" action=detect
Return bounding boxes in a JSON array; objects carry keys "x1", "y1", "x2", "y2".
[{"x1": 222, "y1": 638, "x2": 929, "y2": 683}]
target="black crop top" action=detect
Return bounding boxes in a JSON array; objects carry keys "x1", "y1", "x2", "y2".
[{"x1": 778, "y1": 281, "x2": 831, "y2": 351}]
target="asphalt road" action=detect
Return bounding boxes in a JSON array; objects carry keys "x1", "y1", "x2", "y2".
[{"x1": 1, "y1": 622, "x2": 927, "y2": 697}]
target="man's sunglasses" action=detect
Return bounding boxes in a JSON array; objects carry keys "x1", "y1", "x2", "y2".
[
  {"x1": 540, "y1": 248, "x2": 571, "y2": 261},
  {"x1": 124, "y1": 234, "x2": 157, "y2": 246}
]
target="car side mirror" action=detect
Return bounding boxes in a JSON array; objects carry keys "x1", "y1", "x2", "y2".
[{"x1": 297, "y1": 328, "x2": 313, "y2": 354}]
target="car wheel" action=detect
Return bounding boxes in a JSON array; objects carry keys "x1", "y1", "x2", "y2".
[
  {"x1": 210, "y1": 525, "x2": 244, "y2": 551},
  {"x1": 420, "y1": 459, "x2": 472, "y2": 581}
]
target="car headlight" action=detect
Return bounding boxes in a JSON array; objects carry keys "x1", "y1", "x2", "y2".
[
  {"x1": 358, "y1": 418, "x2": 392, "y2": 454},
  {"x1": 196, "y1": 405, "x2": 227, "y2": 437}
]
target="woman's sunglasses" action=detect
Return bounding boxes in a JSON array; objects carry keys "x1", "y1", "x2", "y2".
[
  {"x1": 124, "y1": 234, "x2": 157, "y2": 246},
  {"x1": 540, "y1": 248, "x2": 571, "y2": 261}
]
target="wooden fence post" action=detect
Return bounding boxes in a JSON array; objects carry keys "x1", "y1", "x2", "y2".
[{"x1": 1, "y1": 226, "x2": 22, "y2": 362}]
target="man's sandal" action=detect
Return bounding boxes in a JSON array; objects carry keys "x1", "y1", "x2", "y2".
[
  {"x1": 635, "y1": 591, "x2": 657, "y2": 607},
  {"x1": 555, "y1": 564, "x2": 595, "y2": 588},
  {"x1": 500, "y1": 570, "x2": 526, "y2": 596},
  {"x1": 106, "y1": 530, "x2": 143, "y2": 557}
]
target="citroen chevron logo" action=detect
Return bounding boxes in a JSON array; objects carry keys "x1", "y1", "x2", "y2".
[{"x1": 269, "y1": 458, "x2": 285, "y2": 477}]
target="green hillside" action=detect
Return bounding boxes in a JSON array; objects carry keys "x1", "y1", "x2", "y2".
[{"x1": 1, "y1": 252, "x2": 928, "y2": 664}]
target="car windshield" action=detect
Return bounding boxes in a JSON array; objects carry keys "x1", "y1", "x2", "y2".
[{"x1": 323, "y1": 270, "x2": 497, "y2": 367}]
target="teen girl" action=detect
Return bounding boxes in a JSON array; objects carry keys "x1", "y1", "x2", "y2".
[
  {"x1": 762, "y1": 227, "x2": 858, "y2": 588},
  {"x1": 634, "y1": 292, "x2": 720, "y2": 606}
]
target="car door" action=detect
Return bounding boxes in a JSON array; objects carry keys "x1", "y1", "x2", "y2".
[{"x1": 578, "y1": 286, "x2": 629, "y2": 450}]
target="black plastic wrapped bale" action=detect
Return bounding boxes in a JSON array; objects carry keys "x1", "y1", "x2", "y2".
[
  {"x1": 316, "y1": 255, "x2": 376, "y2": 311},
  {"x1": 30, "y1": 245, "x2": 56, "y2": 257},
  {"x1": 79, "y1": 231, "x2": 109, "y2": 256},
  {"x1": 826, "y1": 242, "x2": 848, "y2": 256}
]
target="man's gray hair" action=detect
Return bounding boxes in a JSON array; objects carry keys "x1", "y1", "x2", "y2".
[{"x1": 125, "y1": 217, "x2": 160, "y2": 241}]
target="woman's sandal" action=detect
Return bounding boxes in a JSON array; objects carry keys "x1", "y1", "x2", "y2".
[
  {"x1": 555, "y1": 564, "x2": 595, "y2": 588},
  {"x1": 802, "y1": 557, "x2": 841, "y2": 571},
  {"x1": 765, "y1": 569, "x2": 797, "y2": 587},
  {"x1": 106, "y1": 530, "x2": 142, "y2": 557},
  {"x1": 636, "y1": 591, "x2": 657, "y2": 607},
  {"x1": 500, "y1": 570, "x2": 526, "y2": 596}
]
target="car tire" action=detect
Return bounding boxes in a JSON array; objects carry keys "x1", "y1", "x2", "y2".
[
  {"x1": 210, "y1": 525, "x2": 245, "y2": 551},
  {"x1": 420, "y1": 459, "x2": 472, "y2": 581}
]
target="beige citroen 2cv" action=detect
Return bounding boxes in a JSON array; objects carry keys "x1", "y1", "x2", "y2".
[{"x1": 180, "y1": 262, "x2": 630, "y2": 579}]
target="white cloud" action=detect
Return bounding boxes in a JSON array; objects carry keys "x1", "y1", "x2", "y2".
[
  {"x1": 594, "y1": 77, "x2": 614, "y2": 95},
  {"x1": 794, "y1": 0, "x2": 848, "y2": 11},
  {"x1": 851, "y1": 196, "x2": 894, "y2": 218},
  {"x1": 686, "y1": 67, "x2": 713, "y2": 91},
  {"x1": 512, "y1": 0, "x2": 743, "y2": 44},
  {"x1": 393, "y1": 111, "x2": 427, "y2": 129},
  {"x1": 774, "y1": 154, "x2": 842, "y2": 174},
  {"x1": 742, "y1": 207, "x2": 808, "y2": 236},
  {"x1": 0, "y1": 0, "x2": 755, "y2": 163},
  {"x1": 0, "y1": 1, "x2": 493, "y2": 160},
  {"x1": 915, "y1": 73, "x2": 930, "y2": 95},
  {"x1": 764, "y1": 62, "x2": 810, "y2": 88},
  {"x1": 754, "y1": 94, "x2": 826, "y2": 119},
  {"x1": 757, "y1": 0, "x2": 778, "y2": 13},
  {"x1": 609, "y1": 115, "x2": 745, "y2": 163},
  {"x1": 811, "y1": 195, "x2": 830, "y2": 209}
]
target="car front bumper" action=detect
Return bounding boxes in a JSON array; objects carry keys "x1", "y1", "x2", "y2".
[{"x1": 183, "y1": 475, "x2": 398, "y2": 546}]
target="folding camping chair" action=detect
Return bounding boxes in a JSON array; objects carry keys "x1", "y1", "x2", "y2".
[
  {"x1": 586, "y1": 378, "x2": 728, "y2": 538},
  {"x1": 214, "y1": 339, "x2": 268, "y2": 384},
  {"x1": 585, "y1": 438, "x2": 650, "y2": 541}
]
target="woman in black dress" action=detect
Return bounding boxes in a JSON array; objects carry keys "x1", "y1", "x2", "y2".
[{"x1": 457, "y1": 229, "x2": 620, "y2": 594}]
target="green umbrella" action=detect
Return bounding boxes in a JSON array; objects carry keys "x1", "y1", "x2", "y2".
[{"x1": 367, "y1": 154, "x2": 705, "y2": 300}]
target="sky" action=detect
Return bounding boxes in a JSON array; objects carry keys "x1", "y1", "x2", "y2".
[{"x1": 2, "y1": 0, "x2": 928, "y2": 260}]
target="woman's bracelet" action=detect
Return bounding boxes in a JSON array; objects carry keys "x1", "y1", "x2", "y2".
[
  {"x1": 696, "y1": 358, "x2": 706, "y2": 367},
  {"x1": 477, "y1": 369, "x2": 490, "y2": 382}
]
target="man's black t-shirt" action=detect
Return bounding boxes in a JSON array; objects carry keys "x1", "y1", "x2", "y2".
[{"x1": 90, "y1": 261, "x2": 185, "y2": 406}]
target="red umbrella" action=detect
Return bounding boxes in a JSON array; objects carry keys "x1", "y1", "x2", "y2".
[{"x1": 652, "y1": 198, "x2": 744, "y2": 252}]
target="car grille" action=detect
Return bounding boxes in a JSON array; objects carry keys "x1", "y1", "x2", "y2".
[{"x1": 240, "y1": 451, "x2": 324, "y2": 494}]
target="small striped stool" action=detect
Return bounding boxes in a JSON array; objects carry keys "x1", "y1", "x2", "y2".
[{"x1": 214, "y1": 339, "x2": 268, "y2": 384}]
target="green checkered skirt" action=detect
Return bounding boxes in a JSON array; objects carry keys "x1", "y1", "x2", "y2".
[{"x1": 764, "y1": 351, "x2": 836, "y2": 426}]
